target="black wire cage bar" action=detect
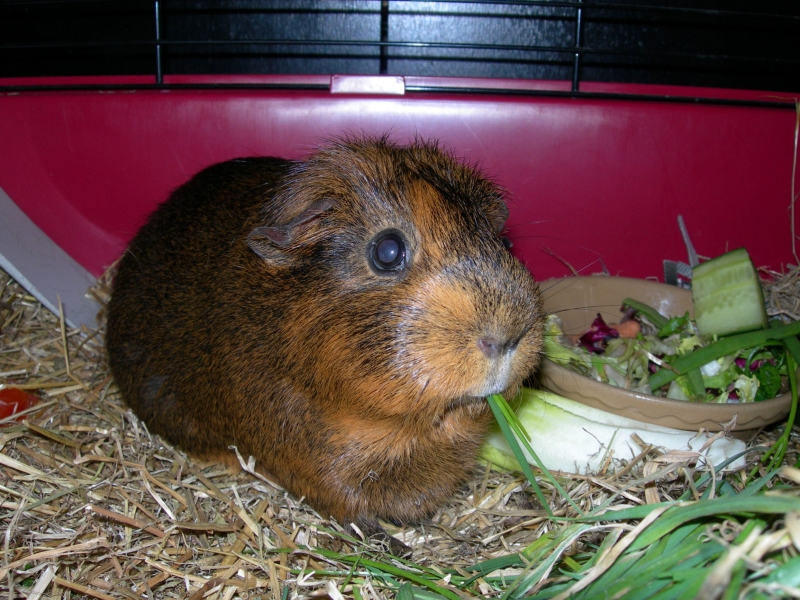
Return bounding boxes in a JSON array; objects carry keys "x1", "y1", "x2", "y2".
[{"x1": 1, "y1": 0, "x2": 798, "y2": 107}]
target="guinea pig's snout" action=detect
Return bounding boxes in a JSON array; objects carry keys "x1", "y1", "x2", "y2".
[
  {"x1": 470, "y1": 262, "x2": 544, "y2": 396},
  {"x1": 476, "y1": 333, "x2": 523, "y2": 360},
  {"x1": 474, "y1": 332, "x2": 524, "y2": 396},
  {"x1": 476, "y1": 335, "x2": 502, "y2": 359},
  {"x1": 404, "y1": 252, "x2": 543, "y2": 404}
]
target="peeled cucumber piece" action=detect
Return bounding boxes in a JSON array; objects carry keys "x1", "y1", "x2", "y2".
[
  {"x1": 692, "y1": 248, "x2": 768, "y2": 337},
  {"x1": 481, "y1": 388, "x2": 746, "y2": 474}
]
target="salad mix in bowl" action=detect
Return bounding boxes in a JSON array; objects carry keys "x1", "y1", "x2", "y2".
[
  {"x1": 544, "y1": 248, "x2": 800, "y2": 405},
  {"x1": 545, "y1": 306, "x2": 788, "y2": 404}
]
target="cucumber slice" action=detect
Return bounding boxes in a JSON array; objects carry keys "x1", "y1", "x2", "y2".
[{"x1": 692, "y1": 248, "x2": 768, "y2": 337}]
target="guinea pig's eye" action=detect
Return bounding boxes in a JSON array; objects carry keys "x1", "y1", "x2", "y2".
[{"x1": 369, "y1": 231, "x2": 407, "y2": 274}]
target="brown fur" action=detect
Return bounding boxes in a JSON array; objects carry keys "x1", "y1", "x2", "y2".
[{"x1": 106, "y1": 136, "x2": 544, "y2": 539}]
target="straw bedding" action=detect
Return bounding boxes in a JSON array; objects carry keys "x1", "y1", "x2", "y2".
[{"x1": 0, "y1": 264, "x2": 797, "y2": 599}]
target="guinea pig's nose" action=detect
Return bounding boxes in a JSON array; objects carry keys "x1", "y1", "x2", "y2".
[
  {"x1": 477, "y1": 331, "x2": 524, "y2": 359},
  {"x1": 477, "y1": 335, "x2": 502, "y2": 359}
]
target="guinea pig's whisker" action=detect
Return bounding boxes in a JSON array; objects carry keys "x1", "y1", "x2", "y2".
[
  {"x1": 503, "y1": 217, "x2": 564, "y2": 229},
  {"x1": 539, "y1": 260, "x2": 612, "y2": 301}
]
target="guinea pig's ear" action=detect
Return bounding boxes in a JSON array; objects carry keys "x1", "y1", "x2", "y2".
[
  {"x1": 247, "y1": 198, "x2": 335, "y2": 261},
  {"x1": 484, "y1": 196, "x2": 510, "y2": 234}
]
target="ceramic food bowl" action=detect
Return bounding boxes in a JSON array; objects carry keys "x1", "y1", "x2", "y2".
[{"x1": 538, "y1": 276, "x2": 793, "y2": 432}]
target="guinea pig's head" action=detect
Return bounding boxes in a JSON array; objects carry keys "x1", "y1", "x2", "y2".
[{"x1": 247, "y1": 137, "x2": 544, "y2": 422}]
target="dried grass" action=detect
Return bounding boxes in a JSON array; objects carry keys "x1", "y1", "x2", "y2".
[
  {"x1": 763, "y1": 265, "x2": 800, "y2": 322},
  {"x1": 0, "y1": 265, "x2": 797, "y2": 598}
]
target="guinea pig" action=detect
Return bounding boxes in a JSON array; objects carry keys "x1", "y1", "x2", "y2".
[{"x1": 106, "y1": 136, "x2": 544, "y2": 549}]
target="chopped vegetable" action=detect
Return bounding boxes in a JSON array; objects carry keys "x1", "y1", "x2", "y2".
[
  {"x1": 543, "y1": 316, "x2": 591, "y2": 368},
  {"x1": 754, "y1": 361, "x2": 781, "y2": 401},
  {"x1": 579, "y1": 314, "x2": 619, "y2": 353},
  {"x1": 0, "y1": 388, "x2": 38, "y2": 422},
  {"x1": 545, "y1": 303, "x2": 799, "y2": 403},
  {"x1": 647, "y1": 319, "x2": 800, "y2": 393},
  {"x1": 482, "y1": 388, "x2": 746, "y2": 474},
  {"x1": 692, "y1": 248, "x2": 769, "y2": 337},
  {"x1": 657, "y1": 312, "x2": 691, "y2": 338},
  {"x1": 612, "y1": 320, "x2": 640, "y2": 339}
]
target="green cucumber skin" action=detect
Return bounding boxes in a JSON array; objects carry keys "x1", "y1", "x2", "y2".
[
  {"x1": 692, "y1": 248, "x2": 768, "y2": 337},
  {"x1": 693, "y1": 247, "x2": 749, "y2": 276}
]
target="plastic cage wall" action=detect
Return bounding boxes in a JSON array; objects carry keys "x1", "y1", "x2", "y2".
[{"x1": 0, "y1": 0, "x2": 799, "y2": 328}]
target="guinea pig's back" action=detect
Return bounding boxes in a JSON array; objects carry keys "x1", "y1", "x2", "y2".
[{"x1": 106, "y1": 158, "x2": 292, "y2": 455}]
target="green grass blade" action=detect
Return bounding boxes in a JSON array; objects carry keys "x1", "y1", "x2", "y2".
[
  {"x1": 486, "y1": 394, "x2": 553, "y2": 517},
  {"x1": 464, "y1": 554, "x2": 526, "y2": 579},
  {"x1": 628, "y1": 496, "x2": 799, "y2": 551},
  {"x1": 487, "y1": 393, "x2": 584, "y2": 516},
  {"x1": 396, "y1": 583, "x2": 453, "y2": 600},
  {"x1": 754, "y1": 348, "x2": 798, "y2": 472},
  {"x1": 396, "y1": 583, "x2": 415, "y2": 600},
  {"x1": 673, "y1": 449, "x2": 753, "y2": 501},
  {"x1": 663, "y1": 522, "x2": 707, "y2": 553},
  {"x1": 507, "y1": 524, "x2": 596, "y2": 599},
  {"x1": 580, "y1": 527, "x2": 623, "y2": 571},
  {"x1": 587, "y1": 525, "x2": 713, "y2": 589},
  {"x1": 615, "y1": 579, "x2": 674, "y2": 600},
  {"x1": 775, "y1": 319, "x2": 800, "y2": 365},
  {"x1": 644, "y1": 571, "x2": 706, "y2": 600},
  {"x1": 577, "y1": 495, "x2": 800, "y2": 552},
  {"x1": 685, "y1": 367, "x2": 706, "y2": 399},
  {"x1": 722, "y1": 562, "x2": 747, "y2": 600},
  {"x1": 591, "y1": 542, "x2": 723, "y2": 600},
  {"x1": 622, "y1": 298, "x2": 669, "y2": 330},
  {"x1": 311, "y1": 550, "x2": 463, "y2": 600},
  {"x1": 567, "y1": 547, "x2": 644, "y2": 593},
  {"x1": 761, "y1": 555, "x2": 800, "y2": 587}
]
